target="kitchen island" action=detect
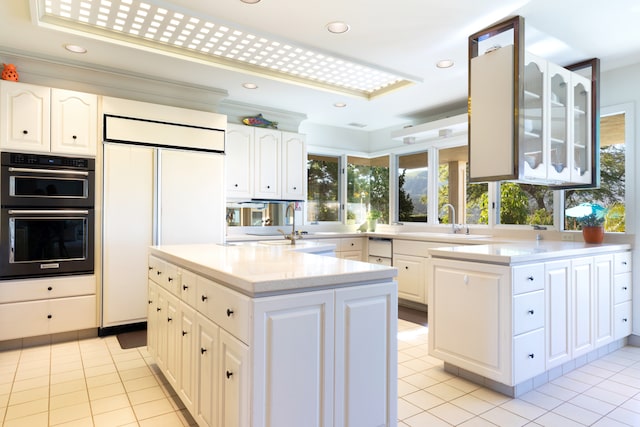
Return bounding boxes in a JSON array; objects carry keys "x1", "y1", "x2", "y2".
[
  {"x1": 427, "y1": 241, "x2": 633, "y2": 397},
  {"x1": 148, "y1": 243, "x2": 398, "y2": 427}
]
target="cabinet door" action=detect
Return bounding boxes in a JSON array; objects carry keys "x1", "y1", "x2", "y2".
[
  {"x1": 334, "y1": 282, "x2": 397, "y2": 427},
  {"x1": 147, "y1": 281, "x2": 158, "y2": 358},
  {"x1": 218, "y1": 329, "x2": 250, "y2": 427},
  {"x1": 281, "y1": 131, "x2": 306, "y2": 200},
  {"x1": 546, "y1": 62, "x2": 571, "y2": 182},
  {"x1": 225, "y1": 123, "x2": 254, "y2": 199},
  {"x1": 594, "y1": 255, "x2": 614, "y2": 347},
  {"x1": 159, "y1": 149, "x2": 224, "y2": 244},
  {"x1": 103, "y1": 144, "x2": 154, "y2": 327},
  {"x1": 522, "y1": 52, "x2": 547, "y2": 181},
  {"x1": 196, "y1": 314, "x2": 219, "y2": 427},
  {"x1": 253, "y1": 290, "x2": 334, "y2": 427},
  {"x1": 570, "y1": 72, "x2": 592, "y2": 184},
  {"x1": 155, "y1": 288, "x2": 169, "y2": 372},
  {"x1": 0, "y1": 81, "x2": 50, "y2": 153},
  {"x1": 571, "y1": 257, "x2": 593, "y2": 357},
  {"x1": 178, "y1": 303, "x2": 196, "y2": 414},
  {"x1": 164, "y1": 292, "x2": 181, "y2": 389},
  {"x1": 395, "y1": 254, "x2": 426, "y2": 304},
  {"x1": 50, "y1": 89, "x2": 97, "y2": 156},
  {"x1": 545, "y1": 260, "x2": 571, "y2": 368},
  {"x1": 0, "y1": 299, "x2": 50, "y2": 341},
  {"x1": 253, "y1": 128, "x2": 281, "y2": 199}
]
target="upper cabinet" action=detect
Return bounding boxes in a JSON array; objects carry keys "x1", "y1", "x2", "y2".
[
  {"x1": 0, "y1": 81, "x2": 97, "y2": 156},
  {"x1": 468, "y1": 16, "x2": 599, "y2": 188},
  {"x1": 226, "y1": 123, "x2": 307, "y2": 201}
]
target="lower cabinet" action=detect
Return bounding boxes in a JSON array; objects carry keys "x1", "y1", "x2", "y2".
[
  {"x1": 148, "y1": 256, "x2": 397, "y2": 427},
  {"x1": 429, "y1": 250, "x2": 632, "y2": 389}
]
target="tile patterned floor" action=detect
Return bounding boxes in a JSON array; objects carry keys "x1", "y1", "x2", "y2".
[{"x1": 0, "y1": 320, "x2": 639, "y2": 426}]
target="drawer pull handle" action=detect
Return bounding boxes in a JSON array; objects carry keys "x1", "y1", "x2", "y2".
[
  {"x1": 182, "y1": 331, "x2": 188, "y2": 336},
  {"x1": 148, "y1": 300, "x2": 153, "y2": 304},
  {"x1": 149, "y1": 266, "x2": 153, "y2": 271},
  {"x1": 528, "y1": 353, "x2": 535, "y2": 359},
  {"x1": 47, "y1": 314, "x2": 52, "y2": 319},
  {"x1": 622, "y1": 318, "x2": 628, "y2": 322},
  {"x1": 157, "y1": 307, "x2": 161, "y2": 312},
  {"x1": 201, "y1": 295, "x2": 208, "y2": 302},
  {"x1": 226, "y1": 370, "x2": 233, "y2": 379},
  {"x1": 48, "y1": 286, "x2": 53, "y2": 291},
  {"x1": 183, "y1": 284, "x2": 189, "y2": 290},
  {"x1": 622, "y1": 261, "x2": 628, "y2": 265},
  {"x1": 226, "y1": 309, "x2": 234, "y2": 317},
  {"x1": 157, "y1": 271, "x2": 162, "y2": 275},
  {"x1": 234, "y1": 183, "x2": 238, "y2": 187},
  {"x1": 527, "y1": 310, "x2": 535, "y2": 315},
  {"x1": 527, "y1": 276, "x2": 534, "y2": 281},
  {"x1": 168, "y1": 277, "x2": 173, "y2": 282},
  {"x1": 167, "y1": 317, "x2": 172, "y2": 323},
  {"x1": 72, "y1": 135, "x2": 77, "y2": 140},
  {"x1": 351, "y1": 243, "x2": 355, "y2": 246},
  {"x1": 22, "y1": 130, "x2": 28, "y2": 135},
  {"x1": 405, "y1": 266, "x2": 409, "y2": 270},
  {"x1": 200, "y1": 348, "x2": 207, "y2": 354},
  {"x1": 622, "y1": 286, "x2": 628, "y2": 290}
]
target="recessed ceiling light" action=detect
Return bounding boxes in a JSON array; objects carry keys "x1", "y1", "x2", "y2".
[
  {"x1": 240, "y1": 0, "x2": 261, "y2": 3},
  {"x1": 326, "y1": 21, "x2": 350, "y2": 34},
  {"x1": 333, "y1": 102, "x2": 347, "y2": 108},
  {"x1": 242, "y1": 83, "x2": 258, "y2": 89},
  {"x1": 436, "y1": 59, "x2": 454, "y2": 69},
  {"x1": 64, "y1": 44, "x2": 87, "y2": 53}
]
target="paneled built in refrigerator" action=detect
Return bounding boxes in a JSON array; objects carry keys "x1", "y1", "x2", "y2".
[{"x1": 101, "y1": 97, "x2": 225, "y2": 330}]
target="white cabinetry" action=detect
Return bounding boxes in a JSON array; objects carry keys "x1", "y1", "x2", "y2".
[
  {"x1": 313, "y1": 237, "x2": 364, "y2": 261},
  {"x1": 148, "y1": 254, "x2": 397, "y2": 427},
  {"x1": 0, "y1": 81, "x2": 97, "y2": 156},
  {"x1": 0, "y1": 275, "x2": 97, "y2": 341},
  {"x1": 368, "y1": 238, "x2": 392, "y2": 266},
  {"x1": 613, "y1": 252, "x2": 632, "y2": 339},
  {"x1": 226, "y1": 123, "x2": 306, "y2": 201}
]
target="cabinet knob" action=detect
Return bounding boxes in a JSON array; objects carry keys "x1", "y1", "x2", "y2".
[
  {"x1": 201, "y1": 295, "x2": 208, "y2": 302},
  {"x1": 528, "y1": 353, "x2": 535, "y2": 359},
  {"x1": 405, "y1": 266, "x2": 409, "y2": 270},
  {"x1": 148, "y1": 300, "x2": 153, "y2": 304},
  {"x1": 226, "y1": 370, "x2": 233, "y2": 379},
  {"x1": 22, "y1": 130, "x2": 28, "y2": 135},
  {"x1": 47, "y1": 314, "x2": 52, "y2": 319},
  {"x1": 527, "y1": 276, "x2": 534, "y2": 281},
  {"x1": 200, "y1": 348, "x2": 207, "y2": 354},
  {"x1": 622, "y1": 261, "x2": 628, "y2": 265},
  {"x1": 168, "y1": 277, "x2": 173, "y2": 282},
  {"x1": 47, "y1": 286, "x2": 53, "y2": 291},
  {"x1": 167, "y1": 317, "x2": 172, "y2": 322},
  {"x1": 157, "y1": 307, "x2": 161, "y2": 312},
  {"x1": 72, "y1": 135, "x2": 77, "y2": 140},
  {"x1": 622, "y1": 318, "x2": 628, "y2": 322},
  {"x1": 226, "y1": 308, "x2": 234, "y2": 317},
  {"x1": 157, "y1": 271, "x2": 162, "y2": 275},
  {"x1": 149, "y1": 266, "x2": 153, "y2": 271},
  {"x1": 266, "y1": 185, "x2": 271, "y2": 189},
  {"x1": 183, "y1": 284, "x2": 189, "y2": 291},
  {"x1": 293, "y1": 186, "x2": 297, "y2": 190},
  {"x1": 182, "y1": 331, "x2": 188, "y2": 336},
  {"x1": 622, "y1": 286, "x2": 628, "y2": 290},
  {"x1": 234, "y1": 183, "x2": 238, "y2": 187},
  {"x1": 527, "y1": 309, "x2": 535, "y2": 315}
]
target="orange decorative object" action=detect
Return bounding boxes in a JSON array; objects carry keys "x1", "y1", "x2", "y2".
[
  {"x1": 1, "y1": 64, "x2": 19, "y2": 81},
  {"x1": 582, "y1": 226, "x2": 604, "y2": 244}
]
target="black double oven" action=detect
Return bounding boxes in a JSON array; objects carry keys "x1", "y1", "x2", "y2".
[{"x1": 0, "y1": 152, "x2": 95, "y2": 279}]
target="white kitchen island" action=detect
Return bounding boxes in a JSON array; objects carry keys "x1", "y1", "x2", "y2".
[
  {"x1": 147, "y1": 243, "x2": 398, "y2": 427},
  {"x1": 427, "y1": 241, "x2": 633, "y2": 397}
]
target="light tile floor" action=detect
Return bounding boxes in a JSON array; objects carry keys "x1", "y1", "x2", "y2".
[{"x1": 0, "y1": 320, "x2": 639, "y2": 426}]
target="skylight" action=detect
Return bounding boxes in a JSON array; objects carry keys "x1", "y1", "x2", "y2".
[{"x1": 34, "y1": 0, "x2": 418, "y2": 98}]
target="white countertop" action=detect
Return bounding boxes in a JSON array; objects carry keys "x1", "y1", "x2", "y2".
[
  {"x1": 149, "y1": 243, "x2": 397, "y2": 297},
  {"x1": 428, "y1": 241, "x2": 632, "y2": 265}
]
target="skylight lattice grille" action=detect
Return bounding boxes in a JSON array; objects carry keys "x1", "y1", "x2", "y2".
[{"x1": 41, "y1": 0, "x2": 414, "y2": 96}]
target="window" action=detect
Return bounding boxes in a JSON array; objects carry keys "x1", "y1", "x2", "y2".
[
  {"x1": 496, "y1": 183, "x2": 554, "y2": 226},
  {"x1": 347, "y1": 156, "x2": 389, "y2": 224},
  {"x1": 565, "y1": 110, "x2": 627, "y2": 232},
  {"x1": 398, "y1": 152, "x2": 428, "y2": 222},
  {"x1": 307, "y1": 154, "x2": 340, "y2": 222}
]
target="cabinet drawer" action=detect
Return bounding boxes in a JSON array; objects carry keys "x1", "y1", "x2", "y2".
[
  {"x1": 614, "y1": 301, "x2": 632, "y2": 340},
  {"x1": 148, "y1": 255, "x2": 165, "y2": 283},
  {"x1": 513, "y1": 328, "x2": 545, "y2": 384},
  {"x1": 196, "y1": 277, "x2": 251, "y2": 344},
  {"x1": 162, "y1": 262, "x2": 180, "y2": 296},
  {"x1": 614, "y1": 272, "x2": 632, "y2": 304},
  {"x1": 179, "y1": 268, "x2": 198, "y2": 307},
  {"x1": 512, "y1": 264, "x2": 544, "y2": 294},
  {"x1": 368, "y1": 256, "x2": 392, "y2": 266},
  {"x1": 513, "y1": 290, "x2": 544, "y2": 335},
  {"x1": 341, "y1": 237, "x2": 364, "y2": 252},
  {"x1": 0, "y1": 275, "x2": 95, "y2": 304},
  {"x1": 614, "y1": 252, "x2": 632, "y2": 275},
  {"x1": 368, "y1": 238, "x2": 392, "y2": 257}
]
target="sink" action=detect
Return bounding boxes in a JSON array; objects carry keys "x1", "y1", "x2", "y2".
[{"x1": 258, "y1": 240, "x2": 294, "y2": 245}]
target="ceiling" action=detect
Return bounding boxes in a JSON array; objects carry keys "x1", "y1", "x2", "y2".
[{"x1": 1, "y1": 0, "x2": 639, "y2": 132}]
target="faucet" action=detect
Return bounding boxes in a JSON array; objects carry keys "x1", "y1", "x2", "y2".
[
  {"x1": 441, "y1": 203, "x2": 464, "y2": 234},
  {"x1": 277, "y1": 203, "x2": 302, "y2": 245}
]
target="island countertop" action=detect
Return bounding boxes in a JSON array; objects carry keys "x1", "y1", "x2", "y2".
[
  {"x1": 149, "y1": 243, "x2": 397, "y2": 297},
  {"x1": 428, "y1": 241, "x2": 632, "y2": 265}
]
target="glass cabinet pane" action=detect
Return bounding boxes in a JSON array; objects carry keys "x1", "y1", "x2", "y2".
[
  {"x1": 573, "y1": 81, "x2": 589, "y2": 177},
  {"x1": 548, "y1": 66, "x2": 569, "y2": 178},
  {"x1": 522, "y1": 58, "x2": 544, "y2": 177}
]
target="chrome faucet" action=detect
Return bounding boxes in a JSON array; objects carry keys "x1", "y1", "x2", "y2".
[
  {"x1": 277, "y1": 203, "x2": 302, "y2": 245},
  {"x1": 441, "y1": 203, "x2": 463, "y2": 234}
]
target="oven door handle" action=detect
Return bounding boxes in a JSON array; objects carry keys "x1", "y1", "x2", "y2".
[
  {"x1": 8, "y1": 209, "x2": 90, "y2": 215},
  {"x1": 8, "y1": 167, "x2": 90, "y2": 176}
]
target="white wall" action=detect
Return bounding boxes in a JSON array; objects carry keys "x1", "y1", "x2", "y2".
[
  {"x1": 600, "y1": 62, "x2": 640, "y2": 337},
  {"x1": 299, "y1": 121, "x2": 370, "y2": 153}
]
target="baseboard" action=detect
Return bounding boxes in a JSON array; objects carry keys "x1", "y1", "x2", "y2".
[{"x1": 99, "y1": 322, "x2": 147, "y2": 337}]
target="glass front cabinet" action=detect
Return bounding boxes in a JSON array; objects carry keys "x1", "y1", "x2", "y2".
[{"x1": 468, "y1": 16, "x2": 599, "y2": 188}]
